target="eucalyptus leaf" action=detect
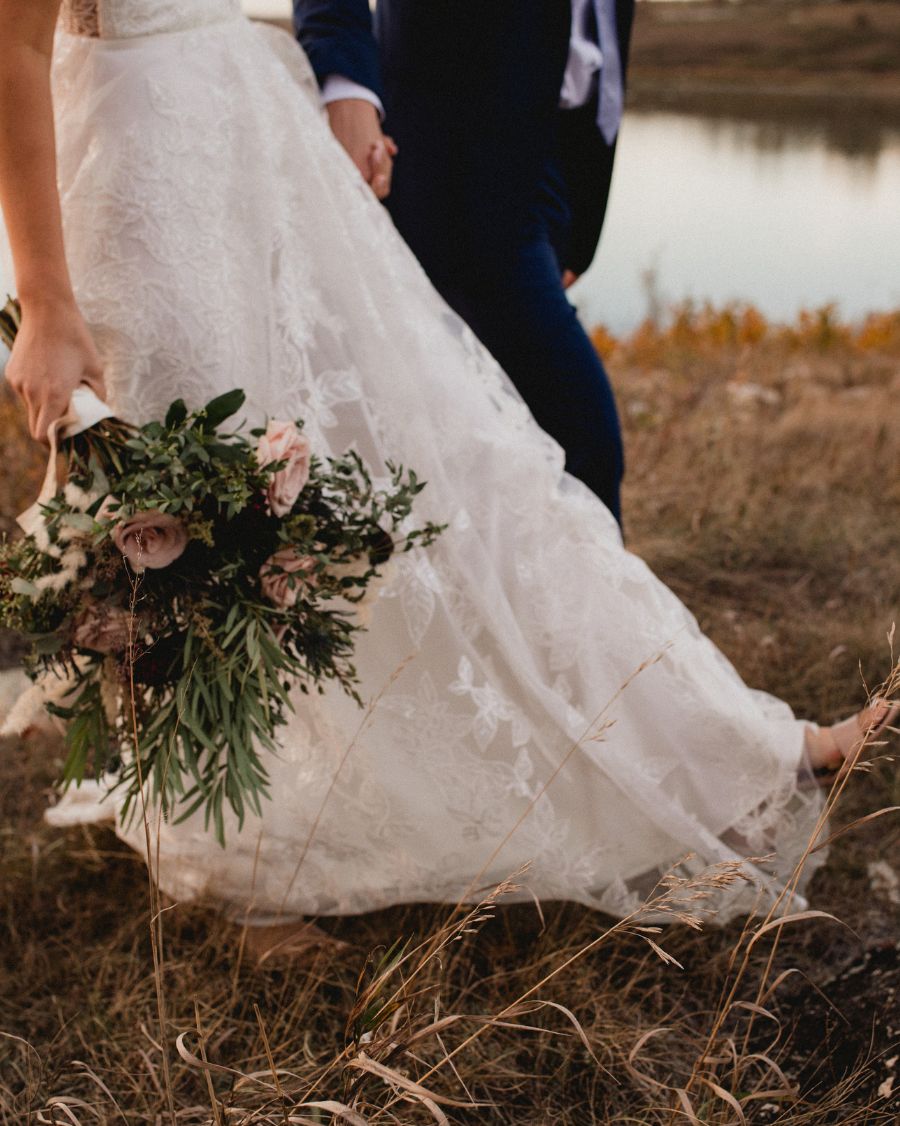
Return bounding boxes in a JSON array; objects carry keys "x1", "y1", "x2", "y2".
[
  {"x1": 165, "y1": 399, "x2": 188, "y2": 428},
  {"x1": 0, "y1": 382, "x2": 442, "y2": 844},
  {"x1": 199, "y1": 389, "x2": 246, "y2": 431}
]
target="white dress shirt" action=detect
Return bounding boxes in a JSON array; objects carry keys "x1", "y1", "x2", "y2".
[
  {"x1": 322, "y1": 74, "x2": 384, "y2": 117},
  {"x1": 559, "y1": 0, "x2": 604, "y2": 110}
]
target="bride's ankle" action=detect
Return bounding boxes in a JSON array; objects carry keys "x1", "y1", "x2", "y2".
[{"x1": 803, "y1": 698, "x2": 897, "y2": 779}]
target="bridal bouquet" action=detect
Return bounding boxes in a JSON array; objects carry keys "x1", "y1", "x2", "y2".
[{"x1": 0, "y1": 300, "x2": 442, "y2": 841}]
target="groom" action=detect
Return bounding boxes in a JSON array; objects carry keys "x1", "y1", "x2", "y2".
[{"x1": 293, "y1": 0, "x2": 634, "y2": 525}]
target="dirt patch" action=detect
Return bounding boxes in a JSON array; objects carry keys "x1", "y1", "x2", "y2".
[{"x1": 629, "y1": 0, "x2": 900, "y2": 116}]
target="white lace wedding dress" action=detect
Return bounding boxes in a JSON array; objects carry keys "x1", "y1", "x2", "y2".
[{"x1": 21, "y1": 0, "x2": 826, "y2": 921}]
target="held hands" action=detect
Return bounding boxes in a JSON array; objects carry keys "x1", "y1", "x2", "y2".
[
  {"x1": 6, "y1": 298, "x2": 106, "y2": 442},
  {"x1": 325, "y1": 99, "x2": 398, "y2": 200}
]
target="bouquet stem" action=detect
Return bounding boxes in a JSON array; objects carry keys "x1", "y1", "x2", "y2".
[{"x1": 0, "y1": 296, "x2": 21, "y2": 352}]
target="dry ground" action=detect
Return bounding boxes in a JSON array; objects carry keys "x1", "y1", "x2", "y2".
[
  {"x1": 1, "y1": 304, "x2": 899, "y2": 1123},
  {"x1": 629, "y1": 0, "x2": 900, "y2": 108}
]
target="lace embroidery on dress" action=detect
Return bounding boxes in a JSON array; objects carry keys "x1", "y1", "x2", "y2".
[
  {"x1": 32, "y1": 5, "x2": 828, "y2": 922},
  {"x1": 59, "y1": 0, "x2": 243, "y2": 39},
  {"x1": 61, "y1": 0, "x2": 100, "y2": 37}
]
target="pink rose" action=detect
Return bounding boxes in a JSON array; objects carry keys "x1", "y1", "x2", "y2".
[
  {"x1": 72, "y1": 604, "x2": 134, "y2": 653},
  {"x1": 256, "y1": 421, "x2": 311, "y2": 517},
  {"x1": 260, "y1": 548, "x2": 317, "y2": 609},
  {"x1": 112, "y1": 511, "x2": 188, "y2": 572}
]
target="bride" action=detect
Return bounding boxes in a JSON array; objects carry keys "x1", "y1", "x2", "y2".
[{"x1": 0, "y1": 0, "x2": 893, "y2": 929}]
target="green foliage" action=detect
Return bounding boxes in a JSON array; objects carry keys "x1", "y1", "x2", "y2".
[{"x1": 0, "y1": 320, "x2": 443, "y2": 843}]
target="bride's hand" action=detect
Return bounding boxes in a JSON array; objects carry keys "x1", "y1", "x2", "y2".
[
  {"x1": 6, "y1": 298, "x2": 106, "y2": 442},
  {"x1": 326, "y1": 99, "x2": 397, "y2": 201}
]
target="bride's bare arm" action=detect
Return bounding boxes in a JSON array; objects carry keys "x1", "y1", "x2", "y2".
[{"x1": 0, "y1": 0, "x2": 105, "y2": 441}]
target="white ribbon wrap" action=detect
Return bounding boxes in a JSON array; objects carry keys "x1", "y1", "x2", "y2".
[{"x1": 17, "y1": 385, "x2": 116, "y2": 536}]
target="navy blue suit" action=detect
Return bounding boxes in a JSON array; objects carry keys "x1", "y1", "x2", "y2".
[{"x1": 294, "y1": 0, "x2": 634, "y2": 524}]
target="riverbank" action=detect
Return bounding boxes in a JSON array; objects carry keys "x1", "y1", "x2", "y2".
[
  {"x1": 1, "y1": 304, "x2": 898, "y2": 1122},
  {"x1": 629, "y1": 0, "x2": 900, "y2": 124},
  {"x1": 263, "y1": 1, "x2": 900, "y2": 147},
  {"x1": 263, "y1": 1, "x2": 900, "y2": 117}
]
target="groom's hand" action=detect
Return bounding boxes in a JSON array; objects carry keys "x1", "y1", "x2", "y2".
[{"x1": 326, "y1": 99, "x2": 398, "y2": 201}]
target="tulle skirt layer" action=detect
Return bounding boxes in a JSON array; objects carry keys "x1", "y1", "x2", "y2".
[{"x1": 39, "y1": 14, "x2": 825, "y2": 920}]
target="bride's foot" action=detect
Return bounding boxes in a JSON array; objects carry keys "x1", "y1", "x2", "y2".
[
  {"x1": 805, "y1": 698, "x2": 898, "y2": 783},
  {"x1": 240, "y1": 920, "x2": 348, "y2": 965}
]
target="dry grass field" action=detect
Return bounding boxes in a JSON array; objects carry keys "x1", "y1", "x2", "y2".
[{"x1": 1, "y1": 304, "x2": 898, "y2": 1123}]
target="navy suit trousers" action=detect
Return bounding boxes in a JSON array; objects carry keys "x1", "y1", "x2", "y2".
[{"x1": 387, "y1": 122, "x2": 625, "y2": 525}]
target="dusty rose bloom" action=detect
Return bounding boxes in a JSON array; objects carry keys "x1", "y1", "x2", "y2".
[
  {"x1": 72, "y1": 604, "x2": 134, "y2": 653},
  {"x1": 112, "y1": 511, "x2": 188, "y2": 572},
  {"x1": 256, "y1": 421, "x2": 311, "y2": 517},
  {"x1": 260, "y1": 548, "x2": 317, "y2": 609}
]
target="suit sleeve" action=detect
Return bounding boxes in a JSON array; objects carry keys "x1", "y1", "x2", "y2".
[
  {"x1": 293, "y1": 0, "x2": 384, "y2": 102},
  {"x1": 563, "y1": 0, "x2": 635, "y2": 277}
]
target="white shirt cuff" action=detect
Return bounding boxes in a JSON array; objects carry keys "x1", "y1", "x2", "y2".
[{"x1": 321, "y1": 76, "x2": 385, "y2": 120}]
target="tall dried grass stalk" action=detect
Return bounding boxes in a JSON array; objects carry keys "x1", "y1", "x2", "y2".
[{"x1": 1, "y1": 302, "x2": 898, "y2": 1124}]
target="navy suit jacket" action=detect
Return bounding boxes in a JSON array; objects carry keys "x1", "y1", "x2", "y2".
[{"x1": 295, "y1": 0, "x2": 634, "y2": 277}]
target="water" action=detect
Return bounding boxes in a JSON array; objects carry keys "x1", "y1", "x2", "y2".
[
  {"x1": 238, "y1": 3, "x2": 900, "y2": 330},
  {"x1": 571, "y1": 109, "x2": 900, "y2": 332},
  {"x1": 3, "y1": 107, "x2": 899, "y2": 344}
]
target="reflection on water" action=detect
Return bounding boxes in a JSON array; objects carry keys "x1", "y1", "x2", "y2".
[
  {"x1": 2, "y1": 106, "x2": 899, "y2": 346},
  {"x1": 631, "y1": 91, "x2": 900, "y2": 163},
  {"x1": 572, "y1": 109, "x2": 900, "y2": 333}
]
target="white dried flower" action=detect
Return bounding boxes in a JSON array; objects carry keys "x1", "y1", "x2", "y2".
[
  {"x1": 31, "y1": 543, "x2": 87, "y2": 595},
  {"x1": 0, "y1": 661, "x2": 94, "y2": 736},
  {"x1": 60, "y1": 546, "x2": 88, "y2": 572},
  {"x1": 63, "y1": 482, "x2": 101, "y2": 511},
  {"x1": 0, "y1": 683, "x2": 48, "y2": 736},
  {"x1": 33, "y1": 568, "x2": 76, "y2": 595},
  {"x1": 32, "y1": 520, "x2": 52, "y2": 553}
]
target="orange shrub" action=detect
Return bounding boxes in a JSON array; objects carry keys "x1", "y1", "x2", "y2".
[
  {"x1": 590, "y1": 323, "x2": 619, "y2": 361},
  {"x1": 598, "y1": 302, "x2": 899, "y2": 370},
  {"x1": 856, "y1": 310, "x2": 900, "y2": 355}
]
